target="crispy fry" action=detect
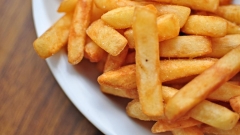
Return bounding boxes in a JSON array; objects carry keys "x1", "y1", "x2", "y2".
[
  {"x1": 133, "y1": 5, "x2": 163, "y2": 117},
  {"x1": 57, "y1": 0, "x2": 78, "y2": 13},
  {"x1": 165, "y1": 45, "x2": 240, "y2": 121},
  {"x1": 181, "y1": 15, "x2": 227, "y2": 37},
  {"x1": 201, "y1": 122, "x2": 240, "y2": 135},
  {"x1": 84, "y1": 40, "x2": 106, "y2": 62},
  {"x1": 104, "y1": 45, "x2": 129, "y2": 72},
  {"x1": 172, "y1": 126, "x2": 204, "y2": 135},
  {"x1": 157, "y1": 14, "x2": 180, "y2": 41},
  {"x1": 205, "y1": 34, "x2": 240, "y2": 58},
  {"x1": 123, "y1": 29, "x2": 135, "y2": 49},
  {"x1": 227, "y1": 20, "x2": 240, "y2": 34},
  {"x1": 68, "y1": 0, "x2": 92, "y2": 64},
  {"x1": 86, "y1": 19, "x2": 127, "y2": 56},
  {"x1": 215, "y1": 5, "x2": 240, "y2": 25},
  {"x1": 160, "y1": 36, "x2": 212, "y2": 58},
  {"x1": 230, "y1": 96, "x2": 240, "y2": 114},
  {"x1": 33, "y1": 13, "x2": 72, "y2": 59}
]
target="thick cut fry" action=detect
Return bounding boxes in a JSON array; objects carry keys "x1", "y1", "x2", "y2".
[
  {"x1": 165, "y1": 45, "x2": 240, "y2": 121},
  {"x1": 86, "y1": 19, "x2": 127, "y2": 56},
  {"x1": 84, "y1": 41, "x2": 106, "y2": 62},
  {"x1": 160, "y1": 36, "x2": 212, "y2": 58},
  {"x1": 153, "y1": 0, "x2": 219, "y2": 12},
  {"x1": 124, "y1": 29, "x2": 135, "y2": 49},
  {"x1": 57, "y1": 0, "x2": 78, "y2": 13},
  {"x1": 93, "y1": 0, "x2": 118, "y2": 11},
  {"x1": 157, "y1": 14, "x2": 180, "y2": 41},
  {"x1": 227, "y1": 20, "x2": 240, "y2": 34},
  {"x1": 172, "y1": 126, "x2": 204, "y2": 135},
  {"x1": 189, "y1": 100, "x2": 239, "y2": 130},
  {"x1": 68, "y1": 0, "x2": 92, "y2": 64},
  {"x1": 90, "y1": 3, "x2": 105, "y2": 23},
  {"x1": 151, "y1": 118, "x2": 201, "y2": 133},
  {"x1": 100, "y1": 85, "x2": 138, "y2": 99},
  {"x1": 104, "y1": 45, "x2": 129, "y2": 72},
  {"x1": 230, "y1": 96, "x2": 240, "y2": 114},
  {"x1": 154, "y1": 4, "x2": 191, "y2": 28},
  {"x1": 101, "y1": 6, "x2": 135, "y2": 29},
  {"x1": 33, "y1": 13, "x2": 72, "y2": 59},
  {"x1": 205, "y1": 34, "x2": 240, "y2": 58},
  {"x1": 98, "y1": 59, "x2": 217, "y2": 91},
  {"x1": 201, "y1": 122, "x2": 240, "y2": 135},
  {"x1": 215, "y1": 5, "x2": 240, "y2": 25},
  {"x1": 133, "y1": 5, "x2": 163, "y2": 117},
  {"x1": 208, "y1": 82, "x2": 240, "y2": 102},
  {"x1": 181, "y1": 15, "x2": 227, "y2": 37}
]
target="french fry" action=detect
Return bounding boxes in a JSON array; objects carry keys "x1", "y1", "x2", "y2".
[
  {"x1": 57, "y1": 0, "x2": 78, "y2": 13},
  {"x1": 90, "y1": 3, "x2": 106, "y2": 23},
  {"x1": 68, "y1": 0, "x2": 92, "y2": 65},
  {"x1": 84, "y1": 40, "x2": 107, "y2": 62},
  {"x1": 208, "y1": 82, "x2": 240, "y2": 102},
  {"x1": 101, "y1": 6, "x2": 135, "y2": 29},
  {"x1": 100, "y1": 85, "x2": 138, "y2": 99},
  {"x1": 157, "y1": 14, "x2": 180, "y2": 41},
  {"x1": 98, "y1": 59, "x2": 217, "y2": 91},
  {"x1": 151, "y1": 118, "x2": 201, "y2": 133},
  {"x1": 215, "y1": 5, "x2": 240, "y2": 25},
  {"x1": 154, "y1": 4, "x2": 191, "y2": 28},
  {"x1": 165, "y1": 45, "x2": 240, "y2": 121},
  {"x1": 181, "y1": 15, "x2": 227, "y2": 37},
  {"x1": 133, "y1": 5, "x2": 163, "y2": 117},
  {"x1": 205, "y1": 34, "x2": 240, "y2": 58},
  {"x1": 201, "y1": 122, "x2": 240, "y2": 135},
  {"x1": 189, "y1": 100, "x2": 239, "y2": 130},
  {"x1": 124, "y1": 29, "x2": 135, "y2": 49},
  {"x1": 93, "y1": 0, "x2": 118, "y2": 11},
  {"x1": 227, "y1": 20, "x2": 240, "y2": 34},
  {"x1": 153, "y1": 0, "x2": 219, "y2": 12},
  {"x1": 160, "y1": 36, "x2": 212, "y2": 58},
  {"x1": 104, "y1": 45, "x2": 129, "y2": 72},
  {"x1": 86, "y1": 19, "x2": 127, "y2": 56},
  {"x1": 33, "y1": 13, "x2": 72, "y2": 59},
  {"x1": 172, "y1": 126, "x2": 204, "y2": 135},
  {"x1": 230, "y1": 96, "x2": 240, "y2": 114}
]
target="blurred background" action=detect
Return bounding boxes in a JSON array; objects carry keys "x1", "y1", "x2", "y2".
[{"x1": 0, "y1": 0, "x2": 103, "y2": 134}]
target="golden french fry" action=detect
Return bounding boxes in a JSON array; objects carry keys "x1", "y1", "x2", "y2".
[
  {"x1": 227, "y1": 20, "x2": 240, "y2": 34},
  {"x1": 133, "y1": 5, "x2": 163, "y2": 117},
  {"x1": 189, "y1": 100, "x2": 239, "y2": 130},
  {"x1": 165, "y1": 45, "x2": 240, "y2": 121},
  {"x1": 93, "y1": 0, "x2": 118, "y2": 11},
  {"x1": 98, "y1": 59, "x2": 217, "y2": 91},
  {"x1": 100, "y1": 85, "x2": 138, "y2": 99},
  {"x1": 151, "y1": 118, "x2": 201, "y2": 133},
  {"x1": 181, "y1": 15, "x2": 227, "y2": 37},
  {"x1": 86, "y1": 19, "x2": 127, "y2": 56},
  {"x1": 33, "y1": 13, "x2": 72, "y2": 59},
  {"x1": 201, "y1": 122, "x2": 240, "y2": 135},
  {"x1": 57, "y1": 0, "x2": 78, "y2": 13},
  {"x1": 104, "y1": 45, "x2": 129, "y2": 72},
  {"x1": 84, "y1": 40, "x2": 107, "y2": 62},
  {"x1": 208, "y1": 82, "x2": 240, "y2": 102},
  {"x1": 160, "y1": 36, "x2": 212, "y2": 58},
  {"x1": 101, "y1": 6, "x2": 135, "y2": 29},
  {"x1": 230, "y1": 96, "x2": 240, "y2": 114},
  {"x1": 215, "y1": 5, "x2": 240, "y2": 25},
  {"x1": 123, "y1": 29, "x2": 135, "y2": 49},
  {"x1": 172, "y1": 126, "x2": 204, "y2": 135},
  {"x1": 153, "y1": 0, "x2": 219, "y2": 12},
  {"x1": 90, "y1": 3, "x2": 106, "y2": 23},
  {"x1": 205, "y1": 34, "x2": 240, "y2": 58},
  {"x1": 154, "y1": 4, "x2": 191, "y2": 28},
  {"x1": 68, "y1": 0, "x2": 92, "y2": 65},
  {"x1": 157, "y1": 14, "x2": 180, "y2": 41}
]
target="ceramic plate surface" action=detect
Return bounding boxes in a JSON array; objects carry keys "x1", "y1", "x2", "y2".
[{"x1": 32, "y1": 1, "x2": 239, "y2": 135}]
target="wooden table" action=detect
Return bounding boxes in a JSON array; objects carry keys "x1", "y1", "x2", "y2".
[{"x1": 0, "y1": 0, "x2": 103, "y2": 134}]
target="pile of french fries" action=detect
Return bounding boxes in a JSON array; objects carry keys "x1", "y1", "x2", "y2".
[{"x1": 33, "y1": 0, "x2": 240, "y2": 134}]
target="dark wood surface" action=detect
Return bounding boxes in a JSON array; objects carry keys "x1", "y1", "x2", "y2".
[{"x1": 0, "y1": 0, "x2": 103, "y2": 134}]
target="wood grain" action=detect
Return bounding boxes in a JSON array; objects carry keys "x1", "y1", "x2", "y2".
[{"x1": 0, "y1": 0, "x2": 103, "y2": 134}]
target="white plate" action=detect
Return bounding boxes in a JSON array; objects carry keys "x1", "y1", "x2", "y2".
[{"x1": 32, "y1": 1, "x2": 239, "y2": 135}]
